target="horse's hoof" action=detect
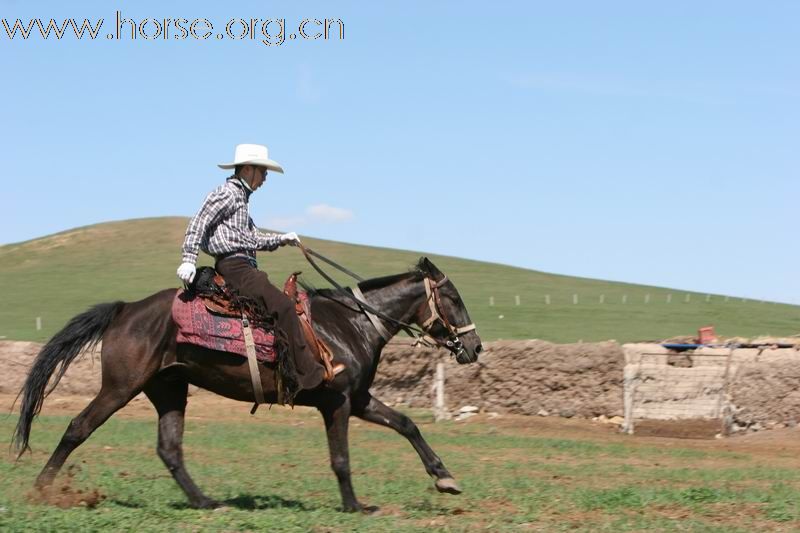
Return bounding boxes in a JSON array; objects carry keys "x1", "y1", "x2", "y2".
[
  {"x1": 435, "y1": 477, "x2": 462, "y2": 495},
  {"x1": 193, "y1": 498, "x2": 220, "y2": 509},
  {"x1": 34, "y1": 475, "x2": 55, "y2": 490},
  {"x1": 342, "y1": 503, "x2": 379, "y2": 514}
]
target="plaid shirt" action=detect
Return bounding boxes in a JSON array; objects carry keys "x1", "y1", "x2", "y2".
[{"x1": 181, "y1": 177, "x2": 283, "y2": 264}]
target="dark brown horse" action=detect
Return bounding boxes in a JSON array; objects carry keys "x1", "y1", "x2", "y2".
[{"x1": 13, "y1": 257, "x2": 482, "y2": 512}]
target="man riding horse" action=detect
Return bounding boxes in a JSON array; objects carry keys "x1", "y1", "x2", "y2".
[
  {"x1": 14, "y1": 142, "x2": 482, "y2": 512},
  {"x1": 175, "y1": 143, "x2": 328, "y2": 391}
]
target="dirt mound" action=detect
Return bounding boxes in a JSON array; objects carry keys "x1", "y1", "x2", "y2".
[
  {"x1": 0, "y1": 341, "x2": 102, "y2": 397},
  {"x1": 373, "y1": 339, "x2": 625, "y2": 418},
  {"x1": 731, "y1": 352, "x2": 800, "y2": 428},
  {"x1": 27, "y1": 465, "x2": 105, "y2": 509}
]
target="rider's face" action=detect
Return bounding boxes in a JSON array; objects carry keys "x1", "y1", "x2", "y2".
[{"x1": 243, "y1": 165, "x2": 268, "y2": 191}]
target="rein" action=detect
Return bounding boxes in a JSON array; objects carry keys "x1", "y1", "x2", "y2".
[
  {"x1": 296, "y1": 244, "x2": 422, "y2": 337},
  {"x1": 295, "y1": 244, "x2": 475, "y2": 353}
]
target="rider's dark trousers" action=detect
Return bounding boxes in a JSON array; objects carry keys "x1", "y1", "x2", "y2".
[{"x1": 215, "y1": 256, "x2": 325, "y2": 390}]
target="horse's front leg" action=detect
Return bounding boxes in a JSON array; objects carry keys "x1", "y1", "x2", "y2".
[
  {"x1": 354, "y1": 394, "x2": 462, "y2": 494},
  {"x1": 319, "y1": 395, "x2": 376, "y2": 513}
]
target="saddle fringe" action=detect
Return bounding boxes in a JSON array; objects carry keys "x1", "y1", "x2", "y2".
[{"x1": 188, "y1": 266, "x2": 301, "y2": 405}]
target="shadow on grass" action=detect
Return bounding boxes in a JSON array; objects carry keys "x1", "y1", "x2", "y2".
[
  {"x1": 167, "y1": 494, "x2": 312, "y2": 511},
  {"x1": 108, "y1": 499, "x2": 145, "y2": 509}
]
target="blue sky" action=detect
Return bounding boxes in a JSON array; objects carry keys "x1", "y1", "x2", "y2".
[{"x1": 1, "y1": 1, "x2": 798, "y2": 303}]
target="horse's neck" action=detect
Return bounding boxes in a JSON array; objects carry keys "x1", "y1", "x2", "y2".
[{"x1": 360, "y1": 274, "x2": 426, "y2": 338}]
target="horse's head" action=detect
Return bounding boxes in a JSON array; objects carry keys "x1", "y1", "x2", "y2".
[{"x1": 414, "y1": 257, "x2": 483, "y2": 364}]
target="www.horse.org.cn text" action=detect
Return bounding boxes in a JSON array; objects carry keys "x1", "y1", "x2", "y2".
[{"x1": 1, "y1": 11, "x2": 345, "y2": 46}]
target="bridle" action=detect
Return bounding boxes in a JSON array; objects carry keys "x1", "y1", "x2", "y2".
[
  {"x1": 417, "y1": 276, "x2": 476, "y2": 354},
  {"x1": 296, "y1": 244, "x2": 476, "y2": 357}
]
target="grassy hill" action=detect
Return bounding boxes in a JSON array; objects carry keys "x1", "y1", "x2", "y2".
[{"x1": 0, "y1": 217, "x2": 798, "y2": 343}]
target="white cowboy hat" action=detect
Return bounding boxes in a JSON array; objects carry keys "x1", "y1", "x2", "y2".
[{"x1": 218, "y1": 143, "x2": 284, "y2": 173}]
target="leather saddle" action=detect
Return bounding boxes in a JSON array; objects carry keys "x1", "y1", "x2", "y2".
[{"x1": 195, "y1": 268, "x2": 343, "y2": 382}]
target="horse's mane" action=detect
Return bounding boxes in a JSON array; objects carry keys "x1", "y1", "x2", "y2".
[{"x1": 299, "y1": 259, "x2": 428, "y2": 301}]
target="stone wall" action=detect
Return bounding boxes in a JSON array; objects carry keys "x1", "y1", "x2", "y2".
[
  {"x1": 623, "y1": 344, "x2": 730, "y2": 423},
  {"x1": 622, "y1": 343, "x2": 800, "y2": 432},
  {"x1": 729, "y1": 347, "x2": 800, "y2": 430},
  {"x1": 372, "y1": 339, "x2": 625, "y2": 418}
]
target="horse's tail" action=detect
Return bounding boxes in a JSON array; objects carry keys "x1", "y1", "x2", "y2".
[{"x1": 12, "y1": 301, "x2": 125, "y2": 458}]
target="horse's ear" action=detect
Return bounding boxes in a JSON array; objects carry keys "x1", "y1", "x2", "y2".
[{"x1": 419, "y1": 257, "x2": 442, "y2": 276}]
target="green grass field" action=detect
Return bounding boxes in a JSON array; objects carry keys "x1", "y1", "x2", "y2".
[
  {"x1": 1, "y1": 217, "x2": 798, "y2": 343},
  {"x1": 2, "y1": 399, "x2": 800, "y2": 532}
]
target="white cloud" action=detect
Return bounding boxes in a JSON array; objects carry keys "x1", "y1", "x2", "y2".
[
  {"x1": 306, "y1": 203, "x2": 354, "y2": 222},
  {"x1": 264, "y1": 216, "x2": 306, "y2": 230},
  {"x1": 265, "y1": 204, "x2": 353, "y2": 230}
]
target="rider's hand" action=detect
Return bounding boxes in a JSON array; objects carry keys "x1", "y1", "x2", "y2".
[
  {"x1": 177, "y1": 262, "x2": 196, "y2": 283},
  {"x1": 280, "y1": 232, "x2": 301, "y2": 246}
]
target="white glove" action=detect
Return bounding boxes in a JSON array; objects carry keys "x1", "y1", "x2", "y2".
[
  {"x1": 280, "y1": 232, "x2": 301, "y2": 246},
  {"x1": 177, "y1": 262, "x2": 196, "y2": 283}
]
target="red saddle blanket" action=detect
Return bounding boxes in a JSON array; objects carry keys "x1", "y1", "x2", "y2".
[{"x1": 171, "y1": 290, "x2": 277, "y2": 362}]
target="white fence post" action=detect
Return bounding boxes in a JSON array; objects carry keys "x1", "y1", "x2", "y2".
[
  {"x1": 489, "y1": 296, "x2": 494, "y2": 307},
  {"x1": 573, "y1": 294, "x2": 578, "y2": 305},
  {"x1": 545, "y1": 295, "x2": 550, "y2": 305},
  {"x1": 36, "y1": 317, "x2": 42, "y2": 331},
  {"x1": 433, "y1": 362, "x2": 448, "y2": 422},
  {"x1": 667, "y1": 294, "x2": 672, "y2": 303},
  {"x1": 644, "y1": 294, "x2": 650, "y2": 304},
  {"x1": 515, "y1": 295, "x2": 520, "y2": 306},
  {"x1": 599, "y1": 294, "x2": 605, "y2": 304},
  {"x1": 622, "y1": 365, "x2": 638, "y2": 435},
  {"x1": 622, "y1": 294, "x2": 627, "y2": 304}
]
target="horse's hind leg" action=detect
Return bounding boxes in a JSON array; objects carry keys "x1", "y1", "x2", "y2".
[
  {"x1": 353, "y1": 394, "x2": 462, "y2": 494},
  {"x1": 144, "y1": 376, "x2": 217, "y2": 509},
  {"x1": 36, "y1": 325, "x2": 164, "y2": 489},
  {"x1": 35, "y1": 385, "x2": 137, "y2": 488}
]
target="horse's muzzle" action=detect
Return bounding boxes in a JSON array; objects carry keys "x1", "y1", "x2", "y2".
[{"x1": 455, "y1": 343, "x2": 481, "y2": 364}]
